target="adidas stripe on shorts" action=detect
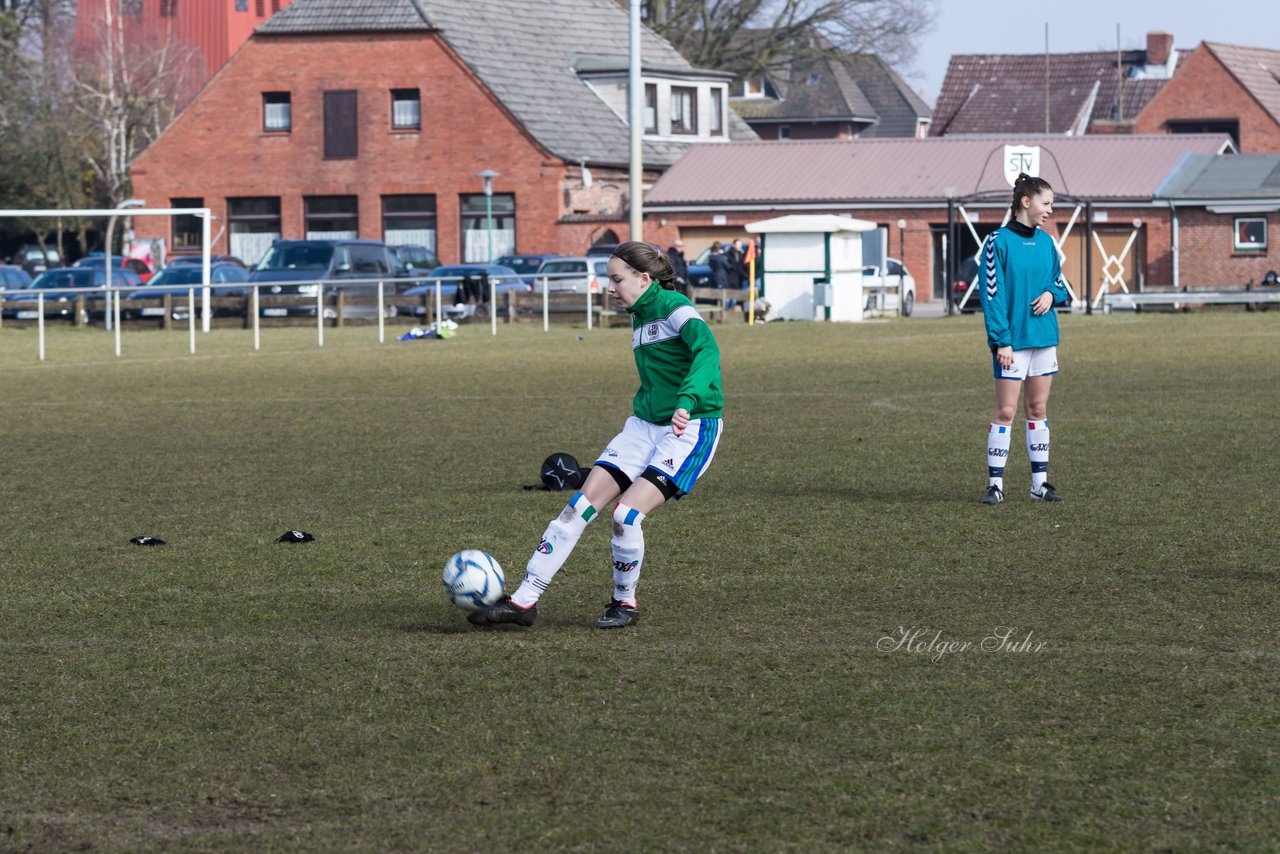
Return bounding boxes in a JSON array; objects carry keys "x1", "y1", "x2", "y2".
[
  {"x1": 993, "y1": 346, "x2": 1058, "y2": 381},
  {"x1": 596, "y1": 415, "x2": 722, "y2": 496}
]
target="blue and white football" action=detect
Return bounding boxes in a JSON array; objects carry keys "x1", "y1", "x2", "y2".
[{"x1": 442, "y1": 550, "x2": 505, "y2": 612}]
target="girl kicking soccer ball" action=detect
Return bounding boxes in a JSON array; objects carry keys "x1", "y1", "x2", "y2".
[
  {"x1": 981, "y1": 172, "x2": 1071, "y2": 504},
  {"x1": 469, "y1": 242, "x2": 723, "y2": 628}
]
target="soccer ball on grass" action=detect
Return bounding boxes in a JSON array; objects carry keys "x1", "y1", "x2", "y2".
[{"x1": 442, "y1": 550, "x2": 505, "y2": 612}]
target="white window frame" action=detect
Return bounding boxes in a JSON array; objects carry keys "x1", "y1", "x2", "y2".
[
  {"x1": 391, "y1": 89, "x2": 421, "y2": 131},
  {"x1": 263, "y1": 92, "x2": 291, "y2": 133},
  {"x1": 1234, "y1": 216, "x2": 1267, "y2": 252}
]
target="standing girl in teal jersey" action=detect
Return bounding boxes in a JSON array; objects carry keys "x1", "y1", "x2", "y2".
[
  {"x1": 980, "y1": 173, "x2": 1071, "y2": 505},
  {"x1": 470, "y1": 242, "x2": 723, "y2": 629}
]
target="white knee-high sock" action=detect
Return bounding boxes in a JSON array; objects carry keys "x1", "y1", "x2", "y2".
[
  {"x1": 1027, "y1": 419, "x2": 1050, "y2": 492},
  {"x1": 510, "y1": 491, "x2": 598, "y2": 607},
  {"x1": 610, "y1": 503, "x2": 646, "y2": 607},
  {"x1": 987, "y1": 423, "x2": 1012, "y2": 490}
]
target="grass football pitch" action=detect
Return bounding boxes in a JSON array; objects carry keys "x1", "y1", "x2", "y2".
[{"x1": 0, "y1": 311, "x2": 1276, "y2": 851}]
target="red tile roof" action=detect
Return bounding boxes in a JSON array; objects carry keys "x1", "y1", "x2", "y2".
[
  {"x1": 932, "y1": 50, "x2": 1186, "y2": 136},
  {"x1": 644, "y1": 135, "x2": 1233, "y2": 207},
  {"x1": 1206, "y1": 43, "x2": 1280, "y2": 126}
]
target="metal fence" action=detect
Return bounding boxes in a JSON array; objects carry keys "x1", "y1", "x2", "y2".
[{"x1": 0, "y1": 272, "x2": 612, "y2": 361}]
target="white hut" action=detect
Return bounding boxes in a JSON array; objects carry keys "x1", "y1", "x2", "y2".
[{"x1": 745, "y1": 214, "x2": 877, "y2": 321}]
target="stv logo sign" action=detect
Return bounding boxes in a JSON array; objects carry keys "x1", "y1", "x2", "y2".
[{"x1": 1003, "y1": 145, "x2": 1041, "y2": 187}]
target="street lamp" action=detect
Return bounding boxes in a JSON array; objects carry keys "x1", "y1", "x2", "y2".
[
  {"x1": 105, "y1": 198, "x2": 145, "y2": 331},
  {"x1": 476, "y1": 169, "x2": 500, "y2": 263}
]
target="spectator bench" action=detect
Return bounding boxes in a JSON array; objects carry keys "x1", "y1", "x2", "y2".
[{"x1": 1104, "y1": 289, "x2": 1280, "y2": 312}]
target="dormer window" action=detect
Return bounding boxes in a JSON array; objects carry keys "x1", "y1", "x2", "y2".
[
  {"x1": 710, "y1": 89, "x2": 724, "y2": 136},
  {"x1": 670, "y1": 86, "x2": 697, "y2": 135},
  {"x1": 742, "y1": 76, "x2": 767, "y2": 98},
  {"x1": 577, "y1": 61, "x2": 731, "y2": 141}
]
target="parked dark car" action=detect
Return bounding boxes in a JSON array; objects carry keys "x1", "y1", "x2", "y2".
[
  {"x1": 4, "y1": 266, "x2": 142, "y2": 321},
  {"x1": 74, "y1": 254, "x2": 154, "y2": 283},
  {"x1": 953, "y1": 256, "x2": 981, "y2": 313},
  {"x1": 124, "y1": 262, "x2": 250, "y2": 320},
  {"x1": 403, "y1": 263, "x2": 524, "y2": 317},
  {"x1": 247, "y1": 239, "x2": 400, "y2": 318},
  {"x1": 686, "y1": 247, "x2": 713, "y2": 287},
  {"x1": 0, "y1": 265, "x2": 34, "y2": 291},
  {"x1": 391, "y1": 244, "x2": 441, "y2": 277},
  {"x1": 14, "y1": 244, "x2": 62, "y2": 277},
  {"x1": 496, "y1": 252, "x2": 558, "y2": 287}
]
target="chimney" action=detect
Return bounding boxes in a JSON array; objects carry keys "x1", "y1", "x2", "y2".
[{"x1": 1147, "y1": 31, "x2": 1174, "y2": 66}]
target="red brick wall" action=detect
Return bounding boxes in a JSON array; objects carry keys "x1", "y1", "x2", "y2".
[
  {"x1": 1174, "y1": 208, "x2": 1278, "y2": 287},
  {"x1": 644, "y1": 204, "x2": 1180, "y2": 301},
  {"x1": 1136, "y1": 45, "x2": 1280, "y2": 153},
  {"x1": 131, "y1": 32, "x2": 620, "y2": 262}
]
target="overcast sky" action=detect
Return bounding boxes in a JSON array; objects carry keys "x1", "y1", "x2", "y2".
[{"x1": 905, "y1": 0, "x2": 1280, "y2": 108}]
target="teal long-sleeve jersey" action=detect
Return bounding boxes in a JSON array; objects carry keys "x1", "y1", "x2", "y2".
[
  {"x1": 626, "y1": 282, "x2": 723, "y2": 424},
  {"x1": 980, "y1": 222, "x2": 1071, "y2": 351}
]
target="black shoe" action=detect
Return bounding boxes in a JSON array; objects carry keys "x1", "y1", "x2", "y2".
[
  {"x1": 1030, "y1": 483, "x2": 1064, "y2": 502},
  {"x1": 467, "y1": 596, "x2": 537, "y2": 627},
  {"x1": 593, "y1": 599, "x2": 639, "y2": 629},
  {"x1": 981, "y1": 485, "x2": 1004, "y2": 505}
]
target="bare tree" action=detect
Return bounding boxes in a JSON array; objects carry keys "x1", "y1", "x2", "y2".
[
  {"x1": 0, "y1": 0, "x2": 91, "y2": 259},
  {"x1": 637, "y1": 0, "x2": 935, "y2": 79},
  {"x1": 72, "y1": 0, "x2": 202, "y2": 215},
  {"x1": 2, "y1": 1, "x2": 201, "y2": 256}
]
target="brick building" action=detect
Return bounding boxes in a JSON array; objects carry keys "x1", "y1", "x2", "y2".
[
  {"x1": 641, "y1": 135, "x2": 1236, "y2": 306},
  {"x1": 933, "y1": 32, "x2": 1183, "y2": 137},
  {"x1": 75, "y1": 0, "x2": 293, "y2": 83},
  {"x1": 1136, "y1": 43, "x2": 1280, "y2": 154},
  {"x1": 933, "y1": 34, "x2": 1280, "y2": 155},
  {"x1": 129, "y1": 0, "x2": 753, "y2": 265},
  {"x1": 1155, "y1": 154, "x2": 1280, "y2": 287}
]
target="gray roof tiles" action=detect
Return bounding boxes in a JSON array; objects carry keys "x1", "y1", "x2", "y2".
[
  {"x1": 259, "y1": 0, "x2": 754, "y2": 166},
  {"x1": 1157, "y1": 153, "x2": 1280, "y2": 199},
  {"x1": 259, "y1": 0, "x2": 433, "y2": 31},
  {"x1": 729, "y1": 48, "x2": 929, "y2": 135}
]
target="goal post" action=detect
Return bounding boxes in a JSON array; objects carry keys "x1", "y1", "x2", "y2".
[{"x1": 0, "y1": 207, "x2": 214, "y2": 339}]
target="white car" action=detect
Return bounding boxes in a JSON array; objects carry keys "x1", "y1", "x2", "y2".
[
  {"x1": 535, "y1": 256, "x2": 610, "y2": 294},
  {"x1": 862, "y1": 257, "x2": 916, "y2": 317}
]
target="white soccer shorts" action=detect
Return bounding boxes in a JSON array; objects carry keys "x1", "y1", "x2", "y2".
[
  {"x1": 596, "y1": 415, "x2": 722, "y2": 496},
  {"x1": 993, "y1": 346, "x2": 1058, "y2": 381}
]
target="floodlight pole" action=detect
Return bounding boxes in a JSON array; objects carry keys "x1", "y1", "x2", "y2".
[
  {"x1": 628, "y1": 0, "x2": 642, "y2": 241},
  {"x1": 945, "y1": 199, "x2": 955, "y2": 316},
  {"x1": 477, "y1": 170, "x2": 499, "y2": 263}
]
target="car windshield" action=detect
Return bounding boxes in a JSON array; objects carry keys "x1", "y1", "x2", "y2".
[
  {"x1": 29, "y1": 269, "x2": 94, "y2": 288},
  {"x1": 429, "y1": 267, "x2": 482, "y2": 279},
  {"x1": 397, "y1": 249, "x2": 435, "y2": 267},
  {"x1": 498, "y1": 257, "x2": 544, "y2": 274},
  {"x1": 150, "y1": 267, "x2": 205, "y2": 286},
  {"x1": 257, "y1": 244, "x2": 334, "y2": 271},
  {"x1": 539, "y1": 261, "x2": 586, "y2": 275}
]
